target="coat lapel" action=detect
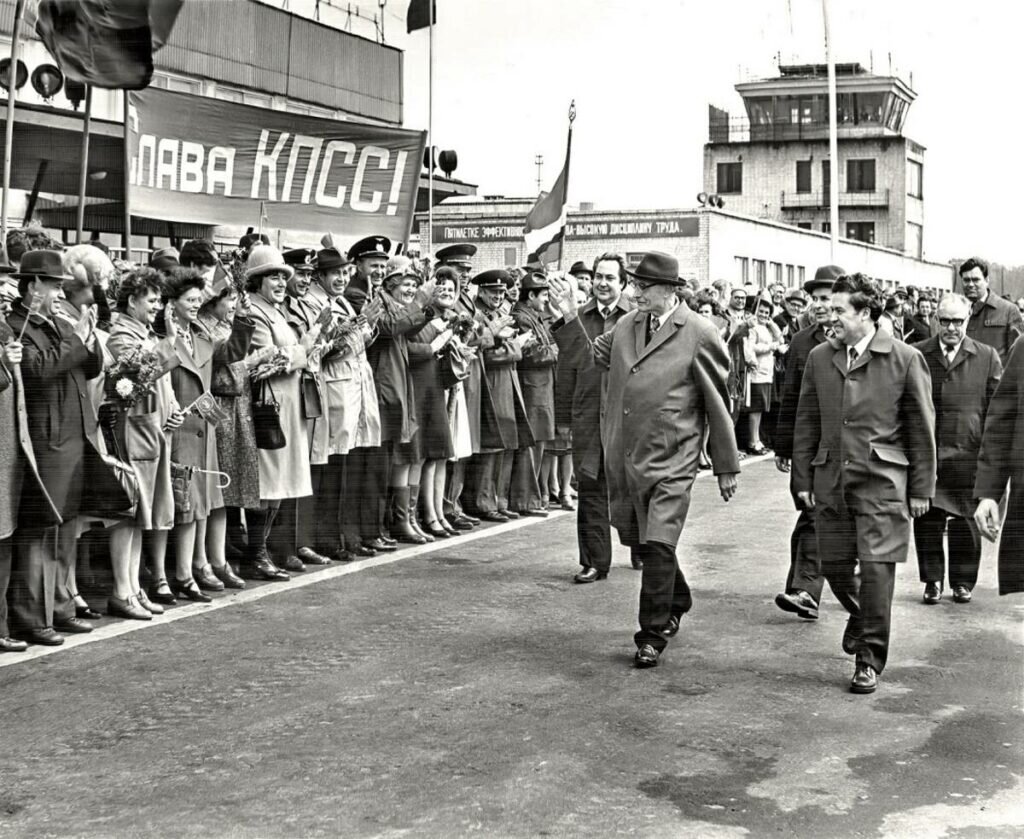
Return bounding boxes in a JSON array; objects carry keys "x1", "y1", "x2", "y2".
[
  {"x1": 636, "y1": 305, "x2": 687, "y2": 363},
  {"x1": 947, "y1": 338, "x2": 977, "y2": 373}
]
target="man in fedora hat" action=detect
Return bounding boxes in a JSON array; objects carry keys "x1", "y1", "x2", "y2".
[
  {"x1": 549, "y1": 251, "x2": 740, "y2": 669},
  {"x1": 6, "y1": 250, "x2": 105, "y2": 645},
  {"x1": 568, "y1": 261, "x2": 594, "y2": 298},
  {"x1": 773, "y1": 264, "x2": 843, "y2": 622}
]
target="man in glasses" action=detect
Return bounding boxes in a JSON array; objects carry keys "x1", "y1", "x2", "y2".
[
  {"x1": 911, "y1": 295, "x2": 1001, "y2": 605},
  {"x1": 960, "y1": 257, "x2": 1023, "y2": 364}
]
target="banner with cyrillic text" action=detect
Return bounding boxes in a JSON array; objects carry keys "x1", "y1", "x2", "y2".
[{"x1": 127, "y1": 87, "x2": 426, "y2": 241}]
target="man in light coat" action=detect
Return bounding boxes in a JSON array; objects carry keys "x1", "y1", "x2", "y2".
[
  {"x1": 793, "y1": 273, "x2": 936, "y2": 694},
  {"x1": 550, "y1": 252, "x2": 740, "y2": 669}
]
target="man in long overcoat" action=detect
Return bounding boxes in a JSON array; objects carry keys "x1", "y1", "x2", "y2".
[
  {"x1": 550, "y1": 253, "x2": 638, "y2": 583},
  {"x1": 793, "y1": 274, "x2": 935, "y2": 694},
  {"x1": 960, "y1": 256, "x2": 1023, "y2": 364},
  {"x1": 551, "y1": 252, "x2": 739, "y2": 669},
  {"x1": 973, "y1": 335, "x2": 1024, "y2": 596},
  {"x1": 912, "y1": 295, "x2": 1001, "y2": 605}
]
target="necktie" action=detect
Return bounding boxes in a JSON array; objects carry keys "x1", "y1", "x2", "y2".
[
  {"x1": 647, "y1": 315, "x2": 659, "y2": 345},
  {"x1": 600, "y1": 307, "x2": 612, "y2": 321},
  {"x1": 848, "y1": 347, "x2": 858, "y2": 368},
  {"x1": 946, "y1": 347, "x2": 957, "y2": 365}
]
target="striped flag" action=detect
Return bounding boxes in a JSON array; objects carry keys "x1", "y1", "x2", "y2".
[{"x1": 524, "y1": 103, "x2": 575, "y2": 266}]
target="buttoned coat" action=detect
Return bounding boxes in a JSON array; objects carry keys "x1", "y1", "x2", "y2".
[
  {"x1": 476, "y1": 304, "x2": 534, "y2": 452},
  {"x1": 8, "y1": 298, "x2": 102, "y2": 526},
  {"x1": 773, "y1": 323, "x2": 829, "y2": 462},
  {"x1": 967, "y1": 292, "x2": 1023, "y2": 364},
  {"x1": 973, "y1": 335, "x2": 1024, "y2": 594},
  {"x1": 911, "y1": 335, "x2": 1001, "y2": 518},
  {"x1": 792, "y1": 329, "x2": 936, "y2": 561},
  {"x1": 510, "y1": 301, "x2": 558, "y2": 443},
  {"x1": 551, "y1": 296, "x2": 633, "y2": 479},
  {"x1": 581, "y1": 304, "x2": 739, "y2": 547},
  {"x1": 453, "y1": 287, "x2": 494, "y2": 454}
]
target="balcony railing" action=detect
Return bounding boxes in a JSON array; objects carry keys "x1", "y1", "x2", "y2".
[
  {"x1": 780, "y1": 189, "x2": 890, "y2": 209},
  {"x1": 709, "y1": 116, "x2": 899, "y2": 144}
]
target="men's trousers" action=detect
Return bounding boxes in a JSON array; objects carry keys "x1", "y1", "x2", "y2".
[
  {"x1": 10, "y1": 519, "x2": 78, "y2": 632},
  {"x1": 633, "y1": 540, "x2": 692, "y2": 653},
  {"x1": 0, "y1": 537, "x2": 13, "y2": 637},
  {"x1": 510, "y1": 442, "x2": 544, "y2": 512},
  {"x1": 913, "y1": 506, "x2": 981, "y2": 589},
  {"x1": 443, "y1": 458, "x2": 467, "y2": 520},
  {"x1": 785, "y1": 507, "x2": 824, "y2": 601},
  {"x1": 348, "y1": 444, "x2": 391, "y2": 542},
  {"x1": 296, "y1": 459, "x2": 343, "y2": 553},
  {"x1": 494, "y1": 450, "x2": 515, "y2": 512},
  {"x1": 464, "y1": 451, "x2": 502, "y2": 514}
]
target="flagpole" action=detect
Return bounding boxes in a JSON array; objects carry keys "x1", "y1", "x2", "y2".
[
  {"x1": 823, "y1": 0, "x2": 839, "y2": 260},
  {"x1": 557, "y1": 100, "x2": 575, "y2": 272},
  {"x1": 122, "y1": 92, "x2": 132, "y2": 261},
  {"x1": 1, "y1": 0, "x2": 26, "y2": 262},
  {"x1": 426, "y1": 2, "x2": 434, "y2": 260},
  {"x1": 75, "y1": 85, "x2": 93, "y2": 244}
]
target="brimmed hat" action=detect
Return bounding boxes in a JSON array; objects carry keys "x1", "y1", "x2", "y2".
[
  {"x1": 784, "y1": 287, "x2": 808, "y2": 304},
  {"x1": 348, "y1": 235, "x2": 391, "y2": 262},
  {"x1": 893, "y1": 286, "x2": 909, "y2": 299},
  {"x1": 284, "y1": 247, "x2": 317, "y2": 271},
  {"x1": 472, "y1": 269, "x2": 511, "y2": 288},
  {"x1": 315, "y1": 248, "x2": 347, "y2": 272},
  {"x1": 149, "y1": 247, "x2": 180, "y2": 271},
  {"x1": 435, "y1": 243, "x2": 477, "y2": 266},
  {"x1": 12, "y1": 249, "x2": 69, "y2": 283},
  {"x1": 569, "y1": 260, "x2": 594, "y2": 278},
  {"x1": 521, "y1": 272, "x2": 549, "y2": 292},
  {"x1": 803, "y1": 264, "x2": 844, "y2": 294},
  {"x1": 179, "y1": 239, "x2": 218, "y2": 268},
  {"x1": 625, "y1": 251, "x2": 686, "y2": 287},
  {"x1": 245, "y1": 245, "x2": 294, "y2": 280}
]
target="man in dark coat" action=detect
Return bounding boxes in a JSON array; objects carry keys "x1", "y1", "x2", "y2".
[
  {"x1": 773, "y1": 265, "x2": 843, "y2": 620},
  {"x1": 6, "y1": 251, "x2": 104, "y2": 645},
  {"x1": 343, "y1": 235, "x2": 391, "y2": 315},
  {"x1": 551, "y1": 252, "x2": 740, "y2": 669},
  {"x1": 974, "y1": 335, "x2": 1024, "y2": 596},
  {"x1": 911, "y1": 294, "x2": 1001, "y2": 605},
  {"x1": 550, "y1": 253, "x2": 638, "y2": 583},
  {"x1": 960, "y1": 256, "x2": 1023, "y2": 364},
  {"x1": 793, "y1": 273, "x2": 936, "y2": 694}
]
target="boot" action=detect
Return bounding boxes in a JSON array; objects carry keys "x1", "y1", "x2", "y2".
[
  {"x1": 408, "y1": 484, "x2": 434, "y2": 542},
  {"x1": 390, "y1": 486, "x2": 426, "y2": 544}
]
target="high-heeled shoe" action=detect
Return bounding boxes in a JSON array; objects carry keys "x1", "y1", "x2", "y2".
[
  {"x1": 71, "y1": 593, "x2": 102, "y2": 621},
  {"x1": 107, "y1": 595, "x2": 153, "y2": 621},
  {"x1": 135, "y1": 589, "x2": 164, "y2": 615},
  {"x1": 147, "y1": 579, "x2": 177, "y2": 605},
  {"x1": 169, "y1": 577, "x2": 213, "y2": 603},
  {"x1": 423, "y1": 520, "x2": 451, "y2": 539}
]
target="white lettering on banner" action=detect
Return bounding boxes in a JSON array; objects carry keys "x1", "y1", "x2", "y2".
[
  {"x1": 351, "y1": 145, "x2": 389, "y2": 212},
  {"x1": 207, "y1": 147, "x2": 235, "y2": 196},
  {"x1": 156, "y1": 139, "x2": 179, "y2": 191},
  {"x1": 444, "y1": 227, "x2": 481, "y2": 240},
  {"x1": 179, "y1": 141, "x2": 205, "y2": 194},
  {"x1": 315, "y1": 140, "x2": 356, "y2": 208},
  {"x1": 386, "y1": 150, "x2": 407, "y2": 216},
  {"x1": 281, "y1": 135, "x2": 324, "y2": 204},
  {"x1": 251, "y1": 129, "x2": 290, "y2": 201},
  {"x1": 609, "y1": 221, "x2": 653, "y2": 236},
  {"x1": 136, "y1": 134, "x2": 156, "y2": 187}
]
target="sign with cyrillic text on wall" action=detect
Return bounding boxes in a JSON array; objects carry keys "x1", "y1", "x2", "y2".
[
  {"x1": 432, "y1": 214, "x2": 699, "y2": 244},
  {"x1": 127, "y1": 87, "x2": 426, "y2": 241}
]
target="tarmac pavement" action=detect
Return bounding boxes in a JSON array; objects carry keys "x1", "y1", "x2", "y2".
[{"x1": 1, "y1": 458, "x2": 1021, "y2": 838}]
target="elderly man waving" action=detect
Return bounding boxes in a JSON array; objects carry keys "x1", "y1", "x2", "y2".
[{"x1": 550, "y1": 252, "x2": 739, "y2": 669}]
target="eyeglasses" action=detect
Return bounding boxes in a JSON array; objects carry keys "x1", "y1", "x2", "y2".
[{"x1": 938, "y1": 318, "x2": 966, "y2": 328}]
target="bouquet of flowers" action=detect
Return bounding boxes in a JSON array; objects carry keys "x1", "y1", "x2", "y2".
[
  {"x1": 249, "y1": 347, "x2": 290, "y2": 381},
  {"x1": 445, "y1": 310, "x2": 479, "y2": 343},
  {"x1": 106, "y1": 345, "x2": 164, "y2": 409},
  {"x1": 320, "y1": 315, "x2": 363, "y2": 359}
]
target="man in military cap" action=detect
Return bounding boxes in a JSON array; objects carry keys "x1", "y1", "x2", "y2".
[
  {"x1": 464, "y1": 270, "x2": 535, "y2": 521},
  {"x1": 510, "y1": 272, "x2": 557, "y2": 515},
  {"x1": 344, "y1": 235, "x2": 391, "y2": 314},
  {"x1": 435, "y1": 243, "x2": 477, "y2": 277}
]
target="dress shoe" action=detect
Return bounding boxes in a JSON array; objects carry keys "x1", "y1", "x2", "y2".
[
  {"x1": 54, "y1": 616, "x2": 94, "y2": 634},
  {"x1": 498, "y1": 509, "x2": 519, "y2": 519},
  {"x1": 850, "y1": 662, "x2": 878, "y2": 694},
  {"x1": 170, "y1": 577, "x2": 213, "y2": 603},
  {"x1": 459, "y1": 512, "x2": 481, "y2": 525},
  {"x1": 379, "y1": 535, "x2": 399, "y2": 547},
  {"x1": 18, "y1": 627, "x2": 64, "y2": 646},
  {"x1": 630, "y1": 555, "x2": 643, "y2": 571},
  {"x1": 660, "y1": 615, "x2": 681, "y2": 638},
  {"x1": 634, "y1": 644, "x2": 660, "y2": 668},
  {"x1": 107, "y1": 595, "x2": 152, "y2": 621},
  {"x1": 774, "y1": 590, "x2": 820, "y2": 620},
  {"x1": 438, "y1": 517, "x2": 460, "y2": 536},
  {"x1": 922, "y1": 581, "x2": 942, "y2": 605},
  {"x1": 194, "y1": 564, "x2": 226, "y2": 592},
  {"x1": 297, "y1": 547, "x2": 332, "y2": 565},
  {"x1": 573, "y1": 567, "x2": 607, "y2": 584},
  {"x1": 351, "y1": 544, "x2": 378, "y2": 558},
  {"x1": 559, "y1": 495, "x2": 576, "y2": 511},
  {"x1": 522, "y1": 508, "x2": 549, "y2": 518},
  {"x1": 363, "y1": 537, "x2": 397, "y2": 553},
  {"x1": 478, "y1": 511, "x2": 509, "y2": 523},
  {"x1": 0, "y1": 636, "x2": 29, "y2": 653},
  {"x1": 450, "y1": 516, "x2": 475, "y2": 531},
  {"x1": 211, "y1": 562, "x2": 246, "y2": 589},
  {"x1": 281, "y1": 555, "x2": 307, "y2": 573},
  {"x1": 841, "y1": 618, "x2": 860, "y2": 655},
  {"x1": 147, "y1": 580, "x2": 177, "y2": 605},
  {"x1": 249, "y1": 552, "x2": 290, "y2": 581},
  {"x1": 952, "y1": 584, "x2": 972, "y2": 603},
  {"x1": 72, "y1": 594, "x2": 102, "y2": 621},
  {"x1": 424, "y1": 521, "x2": 451, "y2": 539},
  {"x1": 135, "y1": 589, "x2": 165, "y2": 614}
]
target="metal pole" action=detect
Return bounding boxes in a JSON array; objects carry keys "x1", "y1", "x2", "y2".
[
  {"x1": 1, "y1": 0, "x2": 26, "y2": 262},
  {"x1": 76, "y1": 85, "x2": 93, "y2": 243},
  {"x1": 557, "y1": 101, "x2": 575, "y2": 272},
  {"x1": 122, "y1": 92, "x2": 132, "y2": 260},
  {"x1": 426, "y1": 4, "x2": 434, "y2": 259},
  {"x1": 823, "y1": 0, "x2": 839, "y2": 259}
]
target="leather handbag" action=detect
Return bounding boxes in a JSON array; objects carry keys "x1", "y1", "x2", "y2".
[
  {"x1": 252, "y1": 379, "x2": 286, "y2": 450},
  {"x1": 300, "y1": 370, "x2": 323, "y2": 419},
  {"x1": 80, "y1": 446, "x2": 138, "y2": 520}
]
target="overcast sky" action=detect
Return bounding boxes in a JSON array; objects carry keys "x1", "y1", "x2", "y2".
[{"x1": 290, "y1": 0, "x2": 1023, "y2": 265}]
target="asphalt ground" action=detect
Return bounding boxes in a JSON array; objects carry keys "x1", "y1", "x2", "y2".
[{"x1": 1, "y1": 457, "x2": 1022, "y2": 838}]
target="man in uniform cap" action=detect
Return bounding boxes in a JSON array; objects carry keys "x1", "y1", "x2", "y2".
[
  {"x1": 463, "y1": 270, "x2": 535, "y2": 521},
  {"x1": 773, "y1": 264, "x2": 843, "y2": 622},
  {"x1": 344, "y1": 235, "x2": 391, "y2": 314},
  {"x1": 435, "y1": 243, "x2": 477, "y2": 273},
  {"x1": 549, "y1": 251, "x2": 740, "y2": 668}
]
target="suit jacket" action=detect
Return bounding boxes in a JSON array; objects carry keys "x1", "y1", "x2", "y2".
[
  {"x1": 967, "y1": 292, "x2": 1024, "y2": 364},
  {"x1": 973, "y1": 335, "x2": 1024, "y2": 594},
  {"x1": 551, "y1": 295, "x2": 633, "y2": 478},
  {"x1": 583, "y1": 304, "x2": 739, "y2": 547},
  {"x1": 792, "y1": 329, "x2": 936, "y2": 561},
  {"x1": 911, "y1": 335, "x2": 1001, "y2": 517},
  {"x1": 774, "y1": 323, "x2": 828, "y2": 461}
]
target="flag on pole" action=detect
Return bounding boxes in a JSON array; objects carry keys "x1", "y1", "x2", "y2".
[
  {"x1": 407, "y1": 0, "x2": 436, "y2": 33},
  {"x1": 523, "y1": 167, "x2": 568, "y2": 266}
]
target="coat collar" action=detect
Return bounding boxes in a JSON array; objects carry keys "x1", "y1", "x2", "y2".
[
  {"x1": 110, "y1": 312, "x2": 152, "y2": 341},
  {"x1": 831, "y1": 327, "x2": 892, "y2": 376},
  {"x1": 632, "y1": 302, "x2": 690, "y2": 362}
]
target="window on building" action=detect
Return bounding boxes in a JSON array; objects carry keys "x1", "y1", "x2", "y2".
[
  {"x1": 846, "y1": 222, "x2": 876, "y2": 244},
  {"x1": 821, "y1": 160, "x2": 831, "y2": 198},
  {"x1": 796, "y1": 222, "x2": 813, "y2": 231},
  {"x1": 796, "y1": 160, "x2": 812, "y2": 193},
  {"x1": 907, "y1": 160, "x2": 923, "y2": 199},
  {"x1": 798, "y1": 266, "x2": 806, "y2": 285},
  {"x1": 821, "y1": 222, "x2": 832, "y2": 234},
  {"x1": 717, "y1": 162, "x2": 743, "y2": 194},
  {"x1": 770, "y1": 262, "x2": 783, "y2": 285},
  {"x1": 735, "y1": 257, "x2": 749, "y2": 285},
  {"x1": 906, "y1": 222, "x2": 923, "y2": 259},
  {"x1": 503, "y1": 247, "x2": 518, "y2": 267},
  {"x1": 786, "y1": 265, "x2": 795, "y2": 285},
  {"x1": 753, "y1": 259, "x2": 766, "y2": 287},
  {"x1": 847, "y1": 159, "x2": 876, "y2": 193}
]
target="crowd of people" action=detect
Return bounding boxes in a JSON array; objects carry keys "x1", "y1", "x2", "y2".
[{"x1": 0, "y1": 228, "x2": 1021, "y2": 692}]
